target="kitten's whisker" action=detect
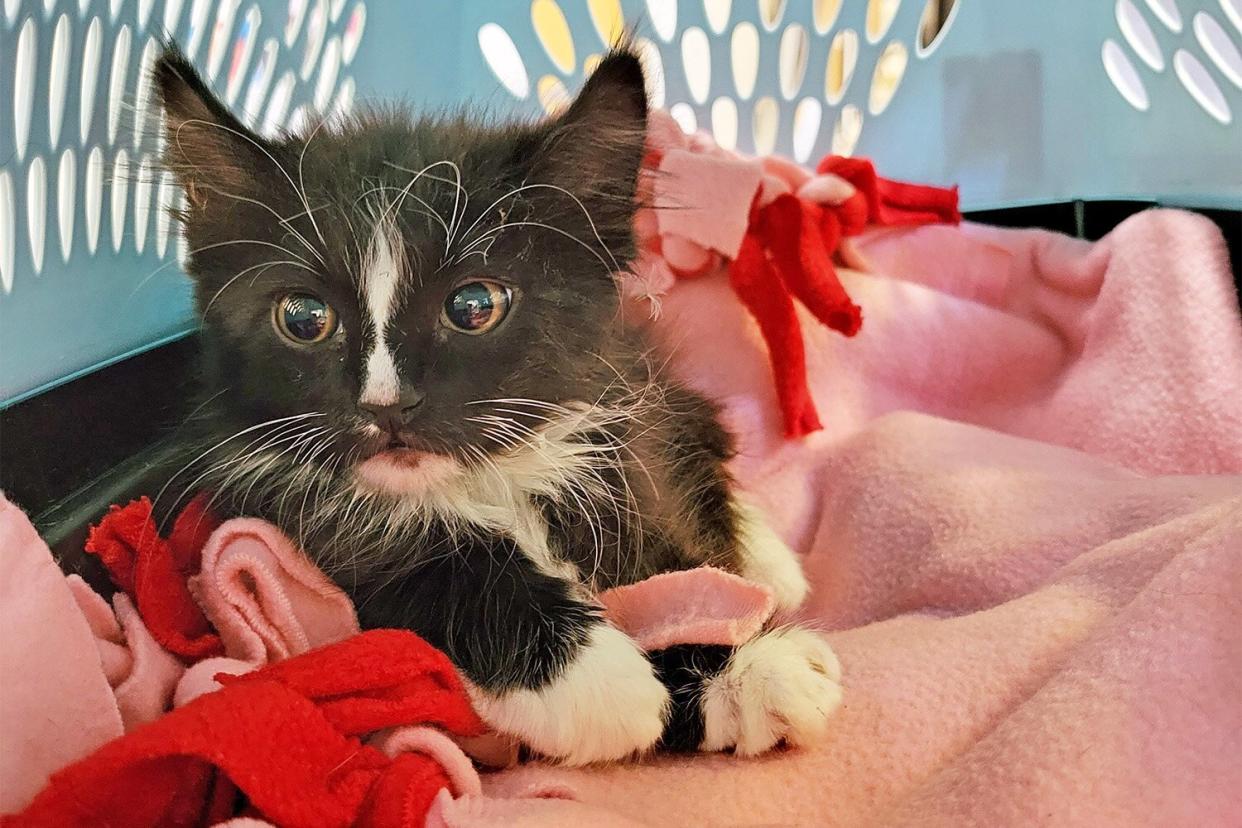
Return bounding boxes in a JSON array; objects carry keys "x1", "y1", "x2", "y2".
[
  {"x1": 275, "y1": 201, "x2": 336, "y2": 226},
  {"x1": 456, "y1": 220, "x2": 615, "y2": 275},
  {"x1": 354, "y1": 182, "x2": 452, "y2": 251},
  {"x1": 190, "y1": 419, "x2": 335, "y2": 518},
  {"x1": 454, "y1": 183, "x2": 621, "y2": 273},
  {"x1": 190, "y1": 184, "x2": 328, "y2": 269},
  {"x1": 444, "y1": 160, "x2": 467, "y2": 246},
  {"x1": 147, "y1": 412, "x2": 326, "y2": 546},
  {"x1": 127, "y1": 237, "x2": 318, "y2": 300},
  {"x1": 201, "y1": 259, "x2": 308, "y2": 319},
  {"x1": 587, "y1": 353, "x2": 663, "y2": 497},
  {"x1": 235, "y1": 424, "x2": 332, "y2": 513},
  {"x1": 470, "y1": 413, "x2": 620, "y2": 578},
  {"x1": 299, "y1": 443, "x2": 346, "y2": 546},
  {"x1": 466, "y1": 397, "x2": 575, "y2": 415},
  {"x1": 174, "y1": 118, "x2": 327, "y2": 255},
  {"x1": 150, "y1": 412, "x2": 325, "y2": 510},
  {"x1": 379, "y1": 160, "x2": 468, "y2": 250},
  {"x1": 201, "y1": 421, "x2": 326, "y2": 512},
  {"x1": 294, "y1": 115, "x2": 332, "y2": 248},
  {"x1": 381, "y1": 160, "x2": 470, "y2": 250}
]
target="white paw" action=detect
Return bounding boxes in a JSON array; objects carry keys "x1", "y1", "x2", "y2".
[
  {"x1": 700, "y1": 627, "x2": 842, "y2": 756},
  {"x1": 468, "y1": 624, "x2": 669, "y2": 766},
  {"x1": 734, "y1": 500, "x2": 809, "y2": 612}
]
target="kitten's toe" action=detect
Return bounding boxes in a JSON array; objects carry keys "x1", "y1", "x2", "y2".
[
  {"x1": 699, "y1": 627, "x2": 842, "y2": 756},
  {"x1": 469, "y1": 624, "x2": 669, "y2": 766}
]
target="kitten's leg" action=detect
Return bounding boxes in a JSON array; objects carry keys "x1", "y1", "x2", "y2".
[
  {"x1": 649, "y1": 644, "x2": 734, "y2": 751},
  {"x1": 732, "y1": 498, "x2": 809, "y2": 614},
  {"x1": 354, "y1": 533, "x2": 668, "y2": 766},
  {"x1": 652, "y1": 629, "x2": 843, "y2": 756}
]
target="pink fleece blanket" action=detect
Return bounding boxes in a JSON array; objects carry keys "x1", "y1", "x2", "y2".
[{"x1": 3, "y1": 206, "x2": 1241, "y2": 825}]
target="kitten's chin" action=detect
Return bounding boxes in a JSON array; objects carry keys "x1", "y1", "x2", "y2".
[{"x1": 354, "y1": 450, "x2": 461, "y2": 496}]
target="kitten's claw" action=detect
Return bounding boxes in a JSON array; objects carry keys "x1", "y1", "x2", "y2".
[
  {"x1": 469, "y1": 624, "x2": 669, "y2": 765},
  {"x1": 699, "y1": 627, "x2": 843, "y2": 756}
]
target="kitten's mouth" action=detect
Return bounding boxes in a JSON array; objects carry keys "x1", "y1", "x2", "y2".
[
  {"x1": 364, "y1": 430, "x2": 433, "y2": 467},
  {"x1": 354, "y1": 439, "x2": 462, "y2": 495},
  {"x1": 374, "y1": 446, "x2": 430, "y2": 468},
  {"x1": 383, "y1": 433, "x2": 411, "y2": 452},
  {"x1": 361, "y1": 428, "x2": 427, "y2": 461}
]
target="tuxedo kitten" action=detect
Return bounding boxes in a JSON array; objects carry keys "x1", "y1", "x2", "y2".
[{"x1": 153, "y1": 44, "x2": 841, "y2": 764}]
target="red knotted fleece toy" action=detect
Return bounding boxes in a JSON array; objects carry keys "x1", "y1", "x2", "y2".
[
  {"x1": 728, "y1": 156, "x2": 960, "y2": 437},
  {"x1": 638, "y1": 136, "x2": 960, "y2": 438},
  {"x1": 9, "y1": 631, "x2": 483, "y2": 827},
  {"x1": 7, "y1": 500, "x2": 485, "y2": 828},
  {"x1": 84, "y1": 495, "x2": 224, "y2": 659}
]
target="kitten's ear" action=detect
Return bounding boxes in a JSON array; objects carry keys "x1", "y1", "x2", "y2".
[
  {"x1": 153, "y1": 44, "x2": 267, "y2": 208},
  {"x1": 537, "y1": 48, "x2": 649, "y2": 203}
]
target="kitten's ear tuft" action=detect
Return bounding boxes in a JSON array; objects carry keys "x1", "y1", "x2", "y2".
[
  {"x1": 537, "y1": 47, "x2": 649, "y2": 202},
  {"x1": 563, "y1": 48, "x2": 648, "y2": 130},
  {"x1": 154, "y1": 43, "x2": 266, "y2": 205}
]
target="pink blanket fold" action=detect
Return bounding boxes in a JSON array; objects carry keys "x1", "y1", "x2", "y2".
[
  {"x1": 3, "y1": 207, "x2": 1240, "y2": 826},
  {"x1": 488, "y1": 209, "x2": 1240, "y2": 825},
  {"x1": 498, "y1": 413, "x2": 1239, "y2": 827},
  {"x1": 0, "y1": 497, "x2": 123, "y2": 814}
]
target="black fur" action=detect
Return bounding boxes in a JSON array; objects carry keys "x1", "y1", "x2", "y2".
[
  {"x1": 354, "y1": 525, "x2": 600, "y2": 690},
  {"x1": 650, "y1": 644, "x2": 734, "y2": 752},
  {"x1": 153, "y1": 43, "x2": 753, "y2": 754}
]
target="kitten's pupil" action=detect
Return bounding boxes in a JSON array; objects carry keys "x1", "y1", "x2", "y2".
[
  {"x1": 443, "y1": 281, "x2": 513, "y2": 335},
  {"x1": 275, "y1": 293, "x2": 336, "y2": 343}
]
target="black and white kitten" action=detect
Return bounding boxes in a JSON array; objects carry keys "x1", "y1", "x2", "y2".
[{"x1": 152, "y1": 45, "x2": 841, "y2": 764}]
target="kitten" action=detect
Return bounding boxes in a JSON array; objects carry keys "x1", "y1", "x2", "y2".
[{"x1": 152, "y1": 44, "x2": 841, "y2": 764}]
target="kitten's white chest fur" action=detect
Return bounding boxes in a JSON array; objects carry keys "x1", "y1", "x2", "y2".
[{"x1": 352, "y1": 407, "x2": 609, "y2": 581}]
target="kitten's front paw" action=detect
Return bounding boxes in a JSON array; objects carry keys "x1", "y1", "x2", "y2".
[
  {"x1": 700, "y1": 627, "x2": 842, "y2": 756},
  {"x1": 470, "y1": 624, "x2": 669, "y2": 766}
]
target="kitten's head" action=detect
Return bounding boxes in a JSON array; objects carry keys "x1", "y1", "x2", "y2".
[{"x1": 155, "y1": 44, "x2": 649, "y2": 498}]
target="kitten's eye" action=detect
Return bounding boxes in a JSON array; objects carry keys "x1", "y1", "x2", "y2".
[
  {"x1": 442, "y1": 281, "x2": 513, "y2": 335},
  {"x1": 273, "y1": 293, "x2": 338, "y2": 344}
]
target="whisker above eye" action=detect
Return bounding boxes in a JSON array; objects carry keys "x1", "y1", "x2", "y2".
[
  {"x1": 190, "y1": 183, "x2": 328, "y2": 270},
  {"x1": 200, "y1": 258, "x2": 312, "y2": 319},
  {"x1": 127, "y1": 238, "x2": 319, "y2": 300},
  {"x1": 174, "y1": 117, "x2": 328, "y2": 255},
  {"x1": 294, "y1": 114, "x2": 332, "y2": 249},
  {"x1": 352, "y1": 183, "x2": 451, "y2": 252},
  {"x1": 451, "y1": 182, "x2": 622, "y2": 274},
  {"x1": 381, "y1": 159, "x2": 470, "y2": 247},
  {"x1": 455, "y1": 220, "x2": 616, "y2": 276},
  {"x1": 367, "y1": 159, "x2": 472, "y2": 255}
]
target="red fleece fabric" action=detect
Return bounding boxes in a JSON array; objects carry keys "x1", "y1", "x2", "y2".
[
  {"x1": 85, "y1": 496, "x2": 224, "y2": 659},
  {"x1": 9, "y1": 500, "x2": 486, "y2": 827},
  {"x1": 730, "y1": 213, "x2": 826, "y2": 436},
  {"x1": 819, "y1": 155, "x2": 962, "y2": 227},
  {"x1": 727, "y1": 155, "x2": 958, "y2": 437},
  {"x1": 5, "y1": 631, "x2": 484, "y2": 828}
]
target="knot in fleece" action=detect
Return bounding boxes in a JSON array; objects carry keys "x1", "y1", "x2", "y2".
[{"x1": 631, "y1": 110, "x2": 960, "y2": 437}]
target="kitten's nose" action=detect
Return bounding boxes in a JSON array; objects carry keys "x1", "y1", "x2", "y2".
[{"x1": 359, "y1": 389, "x2": 425, "y2": 432}]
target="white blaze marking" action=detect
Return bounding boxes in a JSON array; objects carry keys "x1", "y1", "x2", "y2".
[{"x1": 359, "y1": 217, "x2": 404, "y2": 406}]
